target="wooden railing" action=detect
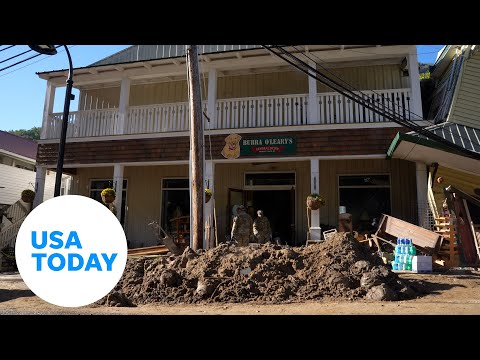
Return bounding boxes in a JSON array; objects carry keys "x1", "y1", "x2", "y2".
[
  {"x1": 45, "y1": 109, "x2": 119, "y2": 139},
  {"x1": 215, "y1": 94, "x2": 309, "y2": 129},
  {"x1": 43, "y1": 88, "x2": 412, "y2": 139},
  {"x1": 316, "y1": 89, "x2": 412, "y2": 124},
  {"x1": 125, "y1": 102, "x2": 207, "y2": 134}
]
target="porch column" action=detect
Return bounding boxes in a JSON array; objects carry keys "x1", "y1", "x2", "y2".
[
  {"x1": 408, "y1": 48, "x2": 423, "y2": 121},
  {"x1": 33, "y1": 166, "x2": 47, "y2": 209},
  {"x1": 207, "y1": 68, "x2": 217, "y2": 129},
  {"x1": 308, "y1": 60, "x2": 319, "y2": 124},
  {"x1": 204, "y1": 160, "x2": 215, "y2": 249},
  {"x1": 113, "y1": 164, "x2": 124, "y2": 222},
  {"x1": 416, "y1": 161, "x2": 429, "y2": 228},
  {"x1": 41, "y1": 81, "x2": 56, "y2": 139},
  {"x1": 309, "y1": 159, "x2": 321, "y2": 239},
  {"x1": 117, "y1": 77, "x2": 131, "y2": 135}
]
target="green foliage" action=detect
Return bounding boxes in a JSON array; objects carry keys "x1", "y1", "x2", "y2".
[
  {"x1": 8, "y1": 126, "x2": 41, "y2": 140},
  {"x1": 419, "y1": 72, "x2": 430, "y2": 80},
  {"x1": 205, "y1": 188, "x2": 213, "y2": 196},
  {"x1": 101, "y1": 188, "x2": 116, "y2": 197},
  {"x1": 307, "y1": 193, "x2": 325, "y2": 206},
  {"x1": 21, "y1": 189, "x2": 35, "y2": 197}
]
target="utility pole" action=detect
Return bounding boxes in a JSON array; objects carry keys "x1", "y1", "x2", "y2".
[{"x1": 186, "y1": 45, "x2": 204, "y2": 250}]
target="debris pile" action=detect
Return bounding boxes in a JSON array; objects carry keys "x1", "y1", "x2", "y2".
[{"x1": 98, "y1": 232, "x2": 418, "y2": 307}]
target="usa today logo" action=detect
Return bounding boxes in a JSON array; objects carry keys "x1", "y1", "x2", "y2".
[{"x1": 15, "y1": 195, "x2": 128, "y2": 307}]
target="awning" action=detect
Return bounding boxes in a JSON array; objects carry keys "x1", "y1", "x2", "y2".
[{"x1": 387, "y1": 132, "x2": 480, "y2": 175}]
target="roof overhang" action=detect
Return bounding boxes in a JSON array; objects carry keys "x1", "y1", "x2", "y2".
[
  {"x1": 387, "y1": 132, "x2": 480, "y2": 175},
  {"x1": 35, "y1": 45, "x2": 414, "y2": 88}
]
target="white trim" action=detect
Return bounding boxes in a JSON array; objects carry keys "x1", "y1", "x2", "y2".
[
  {"x1": 38, "y1": 122, "x2": 411, "y2": 144},
  {"x1": 0, "y1": 149, "x2": 35, "y2": 164},
  {"x1": 308, "y1": 61, "x2": 319, "y2": 124},
  {"x1": 117, "y1": 77, "x2": 131, "y2": 135},
  {"x1": 59, "y1": 155, "x2": 386, "y2": 169},
  {"x1": 41, "y1": 81, "x2": 56, "y2": 140},
  {"x1": 408, "y1": 48, "x2": 423, "y2": 120}
]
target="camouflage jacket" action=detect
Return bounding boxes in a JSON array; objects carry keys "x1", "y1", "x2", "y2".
[
  {"x1": 231, "y1": 213, "x2": 253, "y2": 239},
  {"x1": 253, "y1": 216, "x2": 271, "y2": 237}
]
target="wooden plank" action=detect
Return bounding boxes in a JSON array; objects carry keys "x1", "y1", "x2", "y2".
[
  {"x1": 464, "y1": 199, "x2": 480, "y2": 261},
  {"x1": 375, "y1": 213, "x2": 441, "y2": 255}
]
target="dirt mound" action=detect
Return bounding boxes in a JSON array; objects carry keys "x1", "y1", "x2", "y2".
[{"x1": 98, "y1": 232, "x2": 418, "y2": 306}]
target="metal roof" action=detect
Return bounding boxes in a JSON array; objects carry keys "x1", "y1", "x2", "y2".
[
  {"x1": 408, "y1": 122, "x2": 480, "y2": 154},
  {"x1": 0, "y1": 130, "x2": 37, "y2": 160},
  {"x1": 90, "y1": 45, "x2": 262, "y2": 66}
]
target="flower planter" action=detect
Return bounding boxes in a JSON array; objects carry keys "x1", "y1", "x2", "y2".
[
  {"x1": 102, "y1": 195, "x2": 116, "y2": 204},
  {"x1": 21, "y1": 190, "x2": 35, "y2": 203},
  {"x1": 306, "y1": 198, "x2": 322, "y2": 210}
]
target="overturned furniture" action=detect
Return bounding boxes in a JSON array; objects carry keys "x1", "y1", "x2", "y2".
[{"x1": 366, "y1": 214, "x2": 443, "y2": 257}]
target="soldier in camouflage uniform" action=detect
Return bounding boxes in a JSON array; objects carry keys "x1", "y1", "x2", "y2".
[
  {"x1": 231, "y1": 205, "x2": 253, "y2": 246},
  {"x1": 253, "y1": 209, "x2": 272, "y2": 244}
]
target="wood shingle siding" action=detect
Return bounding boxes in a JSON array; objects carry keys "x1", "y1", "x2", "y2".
[{"x1": 37, "y1": 127, "x2": 405, "y2": 166}]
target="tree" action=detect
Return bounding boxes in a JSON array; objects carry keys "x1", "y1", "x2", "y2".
[{"x1": 8, "y1": 126, "x2": 40, "y2": 140}]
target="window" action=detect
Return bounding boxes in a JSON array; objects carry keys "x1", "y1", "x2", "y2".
[
  {"x1": 89, "y1": 179, "x2": 128, "y2": 226},
  {"x1": 161, "y1": 178, "x2": 190, "y2": 237},
  {"x1": 338, "y1": 174, "x2": 391, "y2": 233}
]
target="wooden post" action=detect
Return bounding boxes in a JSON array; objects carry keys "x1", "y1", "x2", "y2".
[{"x1": 187, "y1": 45, "x2": 204, "y2": 251}]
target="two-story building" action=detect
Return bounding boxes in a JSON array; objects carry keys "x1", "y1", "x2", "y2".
[{"x1": 33, "y1": 45, "x2": 426, "y2": 249}]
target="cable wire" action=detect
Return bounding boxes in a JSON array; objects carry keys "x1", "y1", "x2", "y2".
[
  {"x1": 290, "y1": 45, "x2": 478, "y2": 149},
  {"x1": 0, "y1": 45, "x2": 61, "y2": 73},
  {"x1": 0, "y1": 47, "x2": 34, "y2": 65},
  {"x1": 263, "y1": 45, "x2": 480, "y2": 160}
]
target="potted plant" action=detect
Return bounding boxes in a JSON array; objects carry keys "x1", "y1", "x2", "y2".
[
  {"x1": 21, "y1": 189, "x2": 35, "y2": 203},
  {"x1": 306, "y1": 193, "x2": 325, "y2": 210},
  {"x1": 205, "y1": 188, "x2": 213, "y2": 203},
  {"x1": 101, "y1": 188, "x2": 116, "y2": 204}
]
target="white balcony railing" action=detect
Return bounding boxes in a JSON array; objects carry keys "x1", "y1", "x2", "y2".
[{"x1": 43, "y1": 88, "x2": 412, "y2": 139}]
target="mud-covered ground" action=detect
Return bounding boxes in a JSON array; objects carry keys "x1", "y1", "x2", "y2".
[
  {"x1": 98, "y1": 232, "x2": 418, "y2": 307},
  {"x1": 2, "y1": 232, "x2": 480, "y2": 315}
]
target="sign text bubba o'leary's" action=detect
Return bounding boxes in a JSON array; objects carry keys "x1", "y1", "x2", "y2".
[{"x1": 240, "y1": 136, "x2": 296, "y2": 156}]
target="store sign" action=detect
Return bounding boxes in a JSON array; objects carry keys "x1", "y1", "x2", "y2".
[{"x1": 240, "y1": 136, "x2": 296, "y2": 156}]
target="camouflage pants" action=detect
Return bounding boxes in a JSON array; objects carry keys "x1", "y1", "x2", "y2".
[
  {"x1": 255, "y1": 234, "x2": 270, "y2": 244},
  {"x1": 234, "y1": 235, "x2": 250, "y2": 247}
]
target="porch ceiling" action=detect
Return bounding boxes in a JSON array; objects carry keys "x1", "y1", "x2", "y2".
[{"x1": 37, "y1": 45, "x2": 414, "y2": 88}]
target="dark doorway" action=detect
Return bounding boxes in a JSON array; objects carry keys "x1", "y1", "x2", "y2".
[{"x1": 251, "y1": 190, "x2": 294, "y2": 246}]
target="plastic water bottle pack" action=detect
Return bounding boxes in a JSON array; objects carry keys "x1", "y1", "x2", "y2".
[{"x1": 391, "y1": 237, "x2": 416, "y2": 271}]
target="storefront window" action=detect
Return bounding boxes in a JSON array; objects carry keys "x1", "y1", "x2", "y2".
[
  {"x1": 338, "y1": 174, "x2": 391, "y2": 234},
  {"x1": 161, "y1": 178, "x2": 190, "y2": 237}
]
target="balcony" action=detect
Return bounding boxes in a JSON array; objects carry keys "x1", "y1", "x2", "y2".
[{"x1": 42, "y1": 88, "x2": 412, "y2": 140}]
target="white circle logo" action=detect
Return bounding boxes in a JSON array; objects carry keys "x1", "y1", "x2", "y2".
[{"x1": 15, "y1": 195, "x2": 128, "y2": 307}]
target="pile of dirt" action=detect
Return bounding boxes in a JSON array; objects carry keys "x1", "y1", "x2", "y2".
[{"x1": 98, "y1": 232, "x2": 419, "y2": 307}]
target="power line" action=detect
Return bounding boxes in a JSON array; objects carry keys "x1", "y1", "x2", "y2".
[
  {"x1": 293, "y1": 45, "x2": 428, "y2": 123},
  {"x1": 0, "y1": 46, "x2": 76, "y2": 78},
  {"x1": 262, "y1": 45, "x2": 480, "y2": 160},
  {"x1": 0, "y1": 45, "x2": 61, "y2": 73},
  {"x1": 0, "y1": 47, "x2": 33, "y2": 65}
]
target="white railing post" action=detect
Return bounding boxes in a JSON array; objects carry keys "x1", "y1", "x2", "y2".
[
  {"x1": 408, "y1": 48, "x2": 423, "y2": 121},
  {"x1": 308, "y1": 61, "x2": 319, "y2": 124},
  {"x1": 416, "y1": 162, "x2": 429, "y2": 228},
  {"x1": 207, "y1": 68, "x2": 217, "y2": 129},
  {"x1": 117, "y1": 77, "x2": 131, "y2": 135},
  {"x1": 310, "y1": 159, "x2": 321, "y2": 240},
  {"x1": 113, "y1": 164, "x2": 124, "y2": 223},
  {"x1": 42, "y1": 81, "x2": 56, "y2": 139},
  {"x1": 33, "y1": 166, "x2": 47, "y2": 209}
]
